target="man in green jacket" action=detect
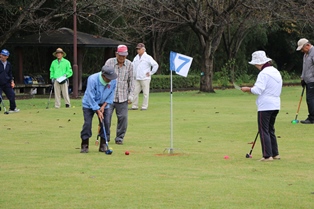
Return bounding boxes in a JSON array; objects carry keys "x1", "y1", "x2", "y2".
[{"x1": 49, "y1": 48, "x2": 73, "y2": 108}]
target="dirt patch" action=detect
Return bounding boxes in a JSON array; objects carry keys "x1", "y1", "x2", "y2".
[{"x1": 155, "y1": 153, "x2": 187, "y2": 157}]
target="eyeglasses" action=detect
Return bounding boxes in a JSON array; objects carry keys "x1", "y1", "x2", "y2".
[{"x1": 136, "y1": 48, "x2": 141, "y2": 50}]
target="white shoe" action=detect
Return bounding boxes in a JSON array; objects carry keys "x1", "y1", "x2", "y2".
[
  {"x1": 259, "y1": 157, "x2": 273, "y2": 162},
  {"x1": 9, "y1": 108, "x2": 20, "y2": 113}
]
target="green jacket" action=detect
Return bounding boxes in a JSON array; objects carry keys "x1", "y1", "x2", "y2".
[{"x1": 49, "y1": 58, "x2": 73, "y2": 79}]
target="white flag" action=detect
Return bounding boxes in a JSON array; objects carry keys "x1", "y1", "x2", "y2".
[{"x1": 170, "y1": 51, "x2": 193, "y2": 77}]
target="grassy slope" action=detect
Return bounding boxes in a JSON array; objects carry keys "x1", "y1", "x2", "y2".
[{"x1": 0, "y1": 86, "x2": 313, "y2": 209}]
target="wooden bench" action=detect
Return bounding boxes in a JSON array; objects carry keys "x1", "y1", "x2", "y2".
[{"x1": 14, "y1": 84, "x2": 52, "y2": 95}]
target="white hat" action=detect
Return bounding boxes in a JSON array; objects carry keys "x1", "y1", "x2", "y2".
[
  {"x1": 296, "y1": 38, "x2": 309, "y2": 51},
  {"x1": 248, "y1": 51, "x2": 272, "y2": 65}
]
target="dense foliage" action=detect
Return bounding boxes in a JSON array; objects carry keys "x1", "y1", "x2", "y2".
[{"x1": 0, "y1": 0, "x2": 314, "y2": 91}]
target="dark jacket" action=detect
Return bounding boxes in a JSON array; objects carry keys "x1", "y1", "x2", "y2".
[{"x1": 0, "y1": 61, "x2": 13, "y2": 86}]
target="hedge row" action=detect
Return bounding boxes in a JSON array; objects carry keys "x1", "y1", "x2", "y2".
[{"x1": 150, "y1": 75, "x2": 200, "y2": 89}]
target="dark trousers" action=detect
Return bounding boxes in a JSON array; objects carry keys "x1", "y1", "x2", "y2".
[
  {"x1": 258, "y1": 110, "x2": 279, "y2": 158},
  {"x1": 0, "y1": 83, "x2": 16, "y2": 110},
  {"x1": 305, "y1": 82, "x2": 314, "y2": 121},
  {"x1": 80, "y1": 107, "x2": 109, "y2": 141},
  {"x1": 105, "y1": 101, "x2": 128, "y2": 142}
]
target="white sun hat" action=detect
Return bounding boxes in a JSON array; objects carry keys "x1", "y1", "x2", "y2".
[{"x1": 248, "y1": 50, "x2": 272, "y2": 65}]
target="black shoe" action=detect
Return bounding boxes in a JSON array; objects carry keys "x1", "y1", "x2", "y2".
[
  {"x1": 80, "y1": 139, "x2": 89, "y2": 153},
  {"x1": 300, "y1": 118, "x2": 314, "y2": 124},
  {"x1": 99, "y1": 137, "x2": 108, "y2": 152},
  {"x1": 66, "y1": 104, "x2": 70, "y2": 108},
  {"x1": 128, "y1": 108, "x2": 138, "y2": 110}
]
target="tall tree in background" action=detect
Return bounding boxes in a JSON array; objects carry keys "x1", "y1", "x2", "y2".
[
  {"x1": 1, "y1": 0, "x2": 313, "y2": 89},
  {"x1": 0, "y1": 0, "x2": 67, "y2": 46},
  {"x1": 116, "y1": 0, "x2": 296, "y2": 92},
  {"x1": 118, "y1": 0, "x2": 242, "y2": 92},
  {"x1": 0, "y1": 0, "x2": 107, "y2": 47}
]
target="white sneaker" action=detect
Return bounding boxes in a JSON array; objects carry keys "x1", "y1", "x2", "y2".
[
  {"x1": 259, "y1": 157, "x2": 273, "y2": 162},
  {"x1": 9, "y1": 108, "x2": 20, "y2": 113}
]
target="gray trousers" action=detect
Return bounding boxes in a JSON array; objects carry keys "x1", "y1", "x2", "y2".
[
  {"x1": 80, "y1": 107, "x2": 109, "y2": 141},
  {"x1": 105, "y1": 101, "x2": 128, "y2": 142}
]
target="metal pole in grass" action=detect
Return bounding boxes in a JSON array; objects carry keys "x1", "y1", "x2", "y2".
[
  {"x1": 164, "y1": 51, "x2": 193, "y2": 154},
  {"x1": 164, "y1": 69, "x2": 174, "y2": 154},
  {"x1": 170, "y1": 69, "x2": 174, "y2": 153}
]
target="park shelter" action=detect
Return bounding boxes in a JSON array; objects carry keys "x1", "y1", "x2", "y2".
[{"x1": 6, "y1": 27, "x2": 130, "y2": 94}]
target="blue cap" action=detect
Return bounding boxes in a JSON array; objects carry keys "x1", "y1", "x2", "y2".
[{"x1": 0, "y1": 49, "x2": 10, "y2": 56}]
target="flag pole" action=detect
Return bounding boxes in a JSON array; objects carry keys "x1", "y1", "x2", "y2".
[
  {"x1": 164, "y1": 51, "x2": 193, "y2": 154},
  {"x1": 170, "y1": 69, "x2": 174, "y2": 153},
  {"x1": 164, "y1": 69, "x2": 174, "y2": 154}
]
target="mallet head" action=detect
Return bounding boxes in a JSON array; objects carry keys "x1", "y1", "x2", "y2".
[
  {"x1": 4, "y1": 111, "x2": 9, "y2": 114},
  {"x1": 245, "y1": 153, "x2": 251, "y2": 158},
  {"x1": 291, "y1": 120, "x2": 299, "y2": 124},
  {"x1": 105, "y1": 149, "x2": 113, "y2": 155}
]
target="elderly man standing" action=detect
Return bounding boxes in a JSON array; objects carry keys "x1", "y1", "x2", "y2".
[
  {"x1": 49, "y1": 48, "x2": 73, "y2": 108},
  {"x1": 130, "y1": 43, "x2": 159, "y2": 111},
  {"x1": 296, "y1": 38, "x2": 314, "y2": 124},
  {"x1": 0, "y1": 49, "x2": 19, "y2": 113},
  {"x1": 80, "y1": 65, "x2": 117, "y2": 153},
  {"x1": 104, "y1": 45, "x2": 134, "y2": 145}
]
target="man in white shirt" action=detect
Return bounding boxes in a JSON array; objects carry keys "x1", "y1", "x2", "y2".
[{"x1": 130, "y1": 43, "x2": 159, "y2": 110}]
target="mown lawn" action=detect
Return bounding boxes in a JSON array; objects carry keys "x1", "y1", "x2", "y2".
[{"x1": 0, "y1": 86, "x2": 313, "y2": 209}]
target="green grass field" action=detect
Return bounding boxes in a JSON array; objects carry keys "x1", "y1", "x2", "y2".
[{"x1": 1, "y1": 86, "x2": 313, "y2": 209}]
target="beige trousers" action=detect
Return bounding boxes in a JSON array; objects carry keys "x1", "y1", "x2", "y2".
[
  {"x1": 132, "y1": 79, "x2": 151, "y2": 109},
  {"x1": 54, "y1": 81, "x2": 70, "y2": 108}
]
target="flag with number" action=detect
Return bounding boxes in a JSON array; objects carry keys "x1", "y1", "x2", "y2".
[{"x1": 169, "y1": 51, "x2": 193, "y2": 77}]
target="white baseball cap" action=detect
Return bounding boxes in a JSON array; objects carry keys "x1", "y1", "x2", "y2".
[{"x1": 296, "y1": 38, "x2": 309, "y2": 51}]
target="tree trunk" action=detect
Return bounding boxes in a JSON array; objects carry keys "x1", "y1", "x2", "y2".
[{"x1": 200, "y1": 40, "x2": 215, "y2": 92}]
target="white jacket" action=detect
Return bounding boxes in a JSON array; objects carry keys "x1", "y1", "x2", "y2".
[
  {"x1": 132, "y1": 52, "x2": 159, "y2": 80},
  {"x1": 251, "y1": 66, "x2": 282, "y2": 111}
]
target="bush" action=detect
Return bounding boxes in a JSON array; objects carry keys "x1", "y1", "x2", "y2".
[{"x1": 150, "y1": 75, "x2": 199, "y2": 89}]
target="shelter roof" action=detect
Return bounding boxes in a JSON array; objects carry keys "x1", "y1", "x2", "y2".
[{"x1": 7, "y1": 27, "x2": 129, "y2": 47}]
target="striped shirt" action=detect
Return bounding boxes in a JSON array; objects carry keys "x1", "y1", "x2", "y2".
[{"x1": 105, "y1": 58, "x2": 134, "y2": 103}]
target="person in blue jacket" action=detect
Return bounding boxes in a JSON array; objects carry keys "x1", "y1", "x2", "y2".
[
  {"x1": 80, "y1": 65, "x2": 117, "y2": 153},
  {"x1": 0, "y1": 49, "x2": 19, "y2": 113}
]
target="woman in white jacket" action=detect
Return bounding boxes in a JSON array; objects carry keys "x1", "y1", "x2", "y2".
[{"x1": 241, "y1": 51, "x2": 283, "y2": 162}]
